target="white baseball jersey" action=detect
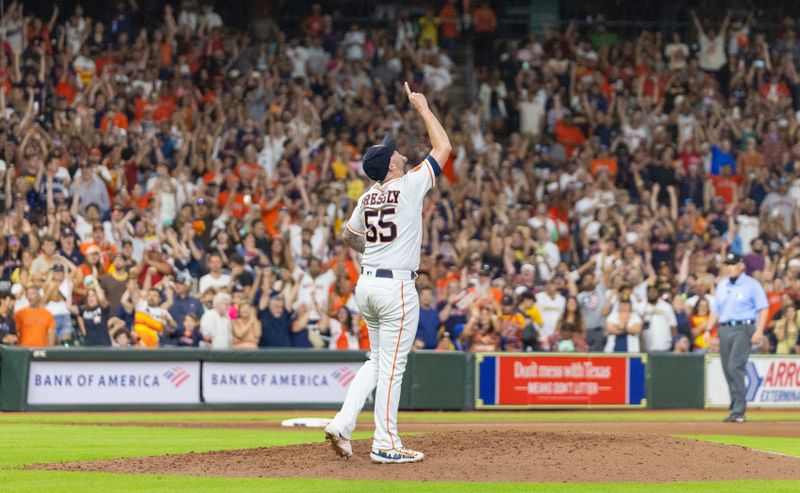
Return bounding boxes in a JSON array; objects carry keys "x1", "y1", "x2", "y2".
[{"x1": 345, "y1": 155, "x2": 440, "y2": 270}]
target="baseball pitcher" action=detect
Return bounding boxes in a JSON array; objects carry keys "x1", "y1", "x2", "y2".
[{"x1": 324, "y1": 82, "x2": 451, "y2": 464}]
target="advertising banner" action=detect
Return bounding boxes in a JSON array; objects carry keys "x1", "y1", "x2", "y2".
[
  {"x1": 202, "y1": 361, "x2": 363, "y2": 403},
  {"x1": 476, "y1": 353, "x2": 646, "y2": 409},
  {"x1": 27, "y1": 361, "x2": 200, "y2": 405},
  {"x1": 706, "y1": 355, "x2": 800, "y2": 408}
]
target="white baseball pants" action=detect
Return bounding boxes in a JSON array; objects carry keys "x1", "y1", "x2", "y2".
[{"x1": 330, "y1": 276, "x2": 419, "y2": 451}]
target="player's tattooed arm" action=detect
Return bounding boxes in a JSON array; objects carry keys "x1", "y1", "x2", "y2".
[{"x1": 343, "y1": 228, "x2": 365, "y2": 253}]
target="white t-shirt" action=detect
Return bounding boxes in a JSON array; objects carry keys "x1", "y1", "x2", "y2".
[
  {"x1": 736, "y1": 214, "x2": 760, "y2": 255},
  {"x1": 286, "y1": 45, "x2": 309, "y2": 79},
  {"x1": 538, "y1": 241, "x2": 560, "y2": 270},
  {"x1": 258, "y1": 135, "x2": 286, "y2": 180},
  {"x1": 198, "y1": 273, "x2": 231, "y2": 294},
  {"x1": 604, "y1": 311, "x2": 643, "y2": 353},
  {"x1": 200, "y1": 310, "x2": 232, "y2": 349},
  {"x1": 535, "y1": 292, "x2": 566, "y2": 338},
  {"x1": 574, "y1": 194, "x2": 600, "y2": 228},
  {"x1": 1, "y1": 18, "x2": 23, "y2": 54},
  {"x1": 423, "y1": 64, "x2": 453, "y2": 93},
  {"x1": 698, "y1": 34, "x2": 726, "y2": 71},
  {"x1": 622, "y1": 123, "x2": 649, "y2": 152},
  {"x1": 528, "y1": 216, "x2": 558, "y2": 239},
  {"x1": 639, "y1": 299, "x2": 678, "y2": 352},
  {"x1": 294, "y1": 270, "x2": 336, "y2": 320},
  {"x1": 202, "y1": 12, "x2": 223, "y2": 30},
  {"x1": 288, "y1": 224, "x2": 328, "y2": 263},
  {"x1": 343, "y1": 30, "x2": 366, "y2": 61},
  {"x1": 519, "y1": 91, "x2": 547, "y2": 136},
  {"x1": 664, "y1": 43, "x2": 689, "y2": 71}
]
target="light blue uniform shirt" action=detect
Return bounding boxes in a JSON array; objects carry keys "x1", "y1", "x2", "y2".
[{"x1": 712, "y1": 273, "x2": 768, "y2": 323}]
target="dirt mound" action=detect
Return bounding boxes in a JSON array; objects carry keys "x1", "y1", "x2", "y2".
[{"x1": 36, "y1": 430, "x2": 800, "y2": 483}]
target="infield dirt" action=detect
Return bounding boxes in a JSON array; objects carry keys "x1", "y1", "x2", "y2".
[{"x1": 36, "y1": 430, "x2": 800, "y2": 483}]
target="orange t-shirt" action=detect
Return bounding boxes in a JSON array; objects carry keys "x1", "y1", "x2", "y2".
[
  {"x1": 15, "y1": 307, "x2": 55, "y2": 347},
  {"x1": 767, "y1": 291, "x2": 785, "y2": 321},
  {"x1": 218, "y1": 191, "x2": 251, "y2": 219},
  {"x1": 327, "y1": 256, "x2": 359, "y2": 287},
  {"x1": 436, "y1": 271, "x2": 460, "y2": 293},
  {"x1": 261, "y1": 202, "x2": 283, "y2": 237},
  {"x1": 153, "y1": 97, "x2": 176, "y2": 122},
  {"x1": 100, "y1": 112, "x2": 129, "y2": 132},
  {"x1": 590, "y1": 157, "x2": 618, "y2": 177},
  {"x1": 234, "y1": 162, "x2": 261, "y2": 182},
  {"x1": 554, "y1": 119, "x2": 585, "y2": 158}
]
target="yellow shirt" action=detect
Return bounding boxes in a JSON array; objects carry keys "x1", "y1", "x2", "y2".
[
  {"x1": 331, "y1": 159, "x2": 348, "y2": 180},
  {"x1": 523, "y1": 306, "x2": 543, "y2": 326},
  {"x1": 347, "y1": 179, "x2": 365, "y2": 202},
  {"x1": 418, "y1": 17, "x2": 440, "y2": 47}
]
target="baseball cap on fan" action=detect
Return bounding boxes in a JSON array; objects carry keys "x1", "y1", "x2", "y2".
[
  {"x1": 723, "y1": 252, "x2": 743, "y2": 265},
  {"x1": 362, "y1": 133, "x2": 396, "y2": 182}
]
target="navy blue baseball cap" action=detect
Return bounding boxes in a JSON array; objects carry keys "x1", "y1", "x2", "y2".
[
  {"x1": 724, "y1": 252, "x2": 743, "y2": 264},
  {"x1": 362, "y1": 133, "x2": 396, "y2": 182}
]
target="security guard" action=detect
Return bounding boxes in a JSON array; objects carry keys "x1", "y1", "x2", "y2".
[{"x1": 705, "y1": 252, "x2": 768, "y2": 423}]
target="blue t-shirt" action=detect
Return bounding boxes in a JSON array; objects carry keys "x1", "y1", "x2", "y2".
[
  {"x1": 710, "y1": 145, "x2": 736, "y2": 175},
  {"x1": 416, "y1": 306, "x2": 441, "y2": 349},
  {"x1": 258, "y1": 308, "x2": 294, "y2": 347}
]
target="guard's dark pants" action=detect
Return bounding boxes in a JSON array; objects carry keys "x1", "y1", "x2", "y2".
[{"x1": 718, "y1": 323, "x2": 754, "y2": 417}]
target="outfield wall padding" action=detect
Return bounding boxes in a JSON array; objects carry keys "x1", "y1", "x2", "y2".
[
  {"x1": 646, "y1": 353, "x2": 705, "y2": 409},
  {"x1": 3, "y1": 347, "x2": 786, "y2": 412}
]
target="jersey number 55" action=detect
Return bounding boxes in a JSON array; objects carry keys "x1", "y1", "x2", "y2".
[{"x1": 364, "y1": 208, "x2": 397, "y2": 243}]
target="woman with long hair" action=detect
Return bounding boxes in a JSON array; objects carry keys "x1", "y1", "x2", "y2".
[
  {"x1": 554, "y1": 295, "x2": 588, "y2": 352},
  {"x1": 76, "y1": 279, "x2": 111, "y2": 346},
  {"x1": 269, "y1": 236, "x2": 294, "y2": 271},
  {"x1": 325, "y1": 306, "x2": 359, "y2": 350}
]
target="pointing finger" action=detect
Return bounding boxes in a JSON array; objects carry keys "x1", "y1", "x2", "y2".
[{"x1": 404, "y1": 81, "x2": 412, "y2": 98}]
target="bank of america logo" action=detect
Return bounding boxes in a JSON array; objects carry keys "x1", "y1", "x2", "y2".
[
  {"x1": 332, "y1": 367, "x2": 356, "y2": 387},
  {"x1": 164, "y1": 366, "x2": 191, "y2": 388}
]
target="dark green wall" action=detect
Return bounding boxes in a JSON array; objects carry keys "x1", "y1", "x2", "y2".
[
  {"x1": 646, "y1": 353, "x2": 705, "y2": 409},
  {"x1": 2, "y1": 347, "x2": 712, "y2": 412}
]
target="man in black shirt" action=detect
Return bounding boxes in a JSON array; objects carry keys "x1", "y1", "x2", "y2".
[{"x1": 0, "y1": 290, "x2": 18, "y2": 344}]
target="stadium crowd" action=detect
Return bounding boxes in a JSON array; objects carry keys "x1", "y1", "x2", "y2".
[{"x1": 0, "y1": 1, "x2": 798, "y2": 356}]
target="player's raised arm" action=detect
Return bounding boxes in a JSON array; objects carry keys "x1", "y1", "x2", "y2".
[{"x1": 405, "y1": 82, "x2": 451, "y2": 171}]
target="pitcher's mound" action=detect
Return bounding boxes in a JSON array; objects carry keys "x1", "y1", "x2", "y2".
[{"x1": 38, "y1": 430, "x2": 800, "y2": 483}]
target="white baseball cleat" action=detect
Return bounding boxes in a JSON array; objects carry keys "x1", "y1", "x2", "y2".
[
  {"x1": 324, "y1": 424, "x2": 353, "y2": 458},
  {"x1": 370, "y1": 448, "x2": 425, "y2": 464}
]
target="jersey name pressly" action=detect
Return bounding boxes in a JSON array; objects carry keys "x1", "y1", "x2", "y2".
[{"x1": 347, "y1": 155, "x2": 441, "y2": 271}]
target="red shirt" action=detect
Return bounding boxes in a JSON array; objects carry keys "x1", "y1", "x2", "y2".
[
  {"x1": 303, "y1": 14, "x2": 325, "y2": 36},
  {"x1": 439, "y1": 4, "x2": 459, "y2": 39},
  {"x1": 710, "y1": 175, "x2": 741, "y2": 204},
  {"x1": 473, "y1": 6, "x2": 497, "y2": 33}
]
